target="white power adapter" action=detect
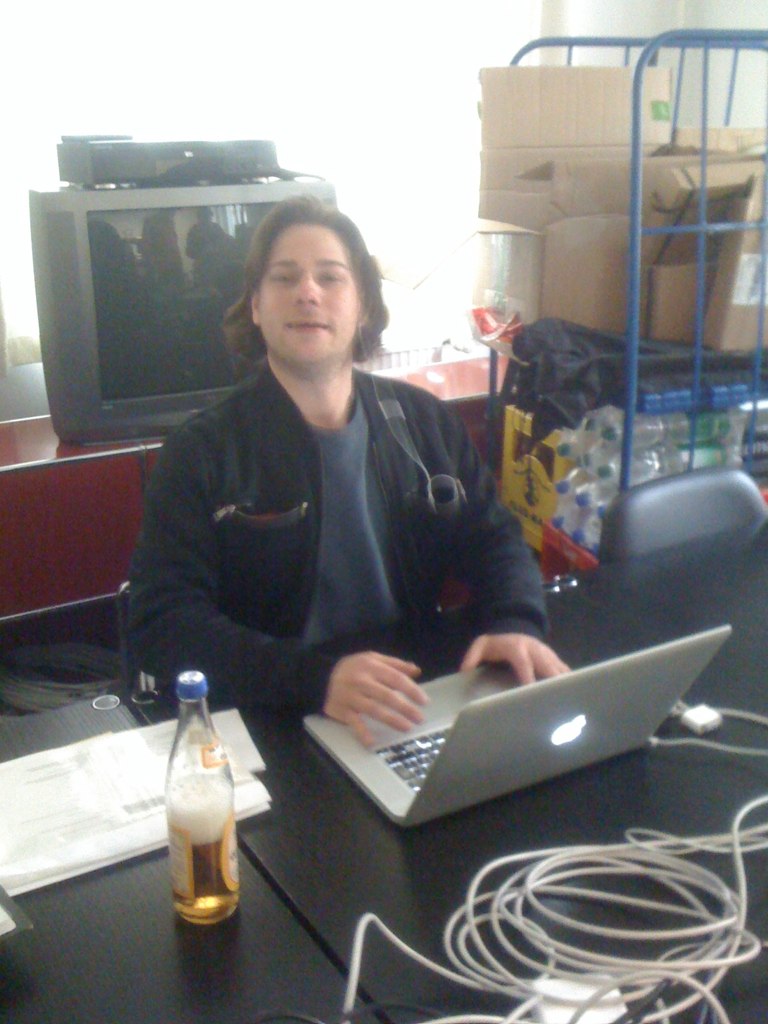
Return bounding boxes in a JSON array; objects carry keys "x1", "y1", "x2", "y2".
[
  {"x1": 531, "y1": 976, "x2": 628, "y2": 1024},
  {"x1": 680, "y1": 703, "x2": 724, "y2": 736}
]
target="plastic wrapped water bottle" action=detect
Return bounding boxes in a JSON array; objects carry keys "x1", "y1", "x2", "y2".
[
  {"x1": 632, "y1": 413, "x2": 665, "y2": 450},
  {"x1": 573, "y1": 463, "x2": 618, "y2": 511},
  {"x1": 551, "y1": 467, "x2": 594, "y2": 537},
  {"x1": 572, "y1": 504, "x2": 606, "y2": 555},
  {"x1": 719, "y1": 408, "x2": 748, "y2": 467}
]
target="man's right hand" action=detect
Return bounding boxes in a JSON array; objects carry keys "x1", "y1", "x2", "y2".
[{"x1": 324, "y1": 651, "x2": 427, "y2": 747}]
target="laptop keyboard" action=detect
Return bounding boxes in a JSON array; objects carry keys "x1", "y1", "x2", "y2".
[{"x1": 377, "y1": 728, "x2": 449, "y2": 792}]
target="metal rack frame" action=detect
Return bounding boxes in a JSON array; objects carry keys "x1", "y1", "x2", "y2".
[{"x1": 506, "y1": 29, "x2": 768, "y2": 490}]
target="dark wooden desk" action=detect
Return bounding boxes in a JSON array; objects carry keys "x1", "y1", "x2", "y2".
[
  {"x1": 0, "y1": 417, "x2": 161, "y2": 621},
  {"x1": 0, "y1": 360, "x2": 492, "y2": 642},
  {"x1": 236, "y1": 529, "x2": 768, "y2": 1021},
  {"x1": 4, "y1": 532, "x2": 767, "y2": 1023},
  {"x1": 0, "y1": 702, "x2": 347, "y2": 1024}
]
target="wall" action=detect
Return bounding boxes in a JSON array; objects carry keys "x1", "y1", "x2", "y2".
[
  {"x1": 2, "y1": 0, "x2": 766, "y2": 423},
  {"x1": 540, "y1": 0, "x2": 767, "y2": 126},
  {"x1": 0, "y1": 363, "x2": 49, "y2": 421}
]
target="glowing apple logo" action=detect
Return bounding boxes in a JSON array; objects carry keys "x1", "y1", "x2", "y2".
[{"x1": 551, "y1": 714, "x2": 587, "y2": 747}]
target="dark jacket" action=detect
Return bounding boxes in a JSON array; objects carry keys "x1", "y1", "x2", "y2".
[{"x1": 128, "y1": 363, "x2": 548, "y2": 712}]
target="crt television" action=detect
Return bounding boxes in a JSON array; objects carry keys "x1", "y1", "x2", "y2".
[{"x1": 29, "y1": 178, "x2": 336, "y2": 444}]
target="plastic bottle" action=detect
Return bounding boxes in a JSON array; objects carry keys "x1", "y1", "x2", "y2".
[
  {"x1": 557, "y1": 406, "x2": 623, "y2": 466},
  {"x1": 573, "y1": 462, "x2": 616, "y2": 509},
  {"x1": 165, "y1": 670, "x2": 239, "y2": 925},
  {"x1": 572, "y1": 503, "x2": 605, "y2": 555},
  {"x1": 581, "y1": 408, "x2": 665, "y2": 482},
  {"x1": 719, "y1": 408, "x2": 748, "y2": 467},
  {"x1": 632, "y1": 413, "x2": 665, "y2": 451},
  {"x1": 555, "y1": 427, "x2": 587, "y2": 464},
  {"x1": 662, "y1": 411, "x2": 692, "y2": 447},
  {"x1": 551, "y1": 466, "x2": 594, "y2": 538}
]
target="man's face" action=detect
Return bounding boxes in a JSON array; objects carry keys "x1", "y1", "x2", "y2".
[{"x1": 251, "y1": 223, "x2": 364, "y2": 379}]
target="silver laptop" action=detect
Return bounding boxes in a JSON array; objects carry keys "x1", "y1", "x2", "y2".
[{"x1": 304, "y1": 624, "x2": 731, "y2": 827}]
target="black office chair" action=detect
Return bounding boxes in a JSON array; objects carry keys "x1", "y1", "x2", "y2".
[
  {"x1": 598, "y1": 466, "x2": 768, "y2": 563},
  {"x1": 116, "y1": 580, "x2": 159, "y2": 704}
]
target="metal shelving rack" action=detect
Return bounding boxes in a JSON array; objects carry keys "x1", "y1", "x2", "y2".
[{"x1": 506, "y1": 29, "x2": 768, "y2": 490}]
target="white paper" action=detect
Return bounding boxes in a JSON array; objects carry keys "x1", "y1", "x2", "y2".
[
  {"x1": 0, "y1": 905, "x2": 14, "y2": 938},
  {"x1": 0, "y1": 710, "x2": 270, "y2": 896},
  {"x1": 130, "y1": 709, "x2": 266, "y2": 775},
  {"x1": 733, "y1": 253, "x2": 768, "y2": 308}
]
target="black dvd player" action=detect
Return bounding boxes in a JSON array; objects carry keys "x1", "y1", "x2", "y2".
[{"x1": 57, "y1": 137, "x2": 294, "y2": 187}]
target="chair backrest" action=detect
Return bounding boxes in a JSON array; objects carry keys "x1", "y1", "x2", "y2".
[
  {"x1": 115, "y1": 581, "x2": 159, "y2": 703},
  {"x1": 598, "y1": 467, "x2": 768, "y2": 563}
]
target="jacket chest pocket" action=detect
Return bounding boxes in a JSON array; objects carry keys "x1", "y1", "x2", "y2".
[
  {"x1": 215, "y1": 501, "x2": 311, "y2": 602},
  {"x1": 214, "y1": 501, "x2": 308, "y2": 530}
]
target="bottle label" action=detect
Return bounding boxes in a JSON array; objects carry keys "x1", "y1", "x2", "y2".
[
  {"x1": 168, "y1": 822, "x2": 195, "y2": 899},
  {"x1": 201, "y1": 742, "x2": 228, "y2": 769},
  {"x1": 221, "y1": 813, "x2": 239, "y2": 892}
]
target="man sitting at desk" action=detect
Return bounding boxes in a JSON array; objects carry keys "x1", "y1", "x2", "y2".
[{"x1": 128, "y1": 197, "x2": 567, "y2": 746}]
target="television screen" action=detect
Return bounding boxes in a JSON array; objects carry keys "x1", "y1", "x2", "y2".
[
  {"x1": 30, "y1": 179, "x2": 336, "y2": 443},
  {"x1": 88, "y1": 202, "x2": 265, "y2": 402}
]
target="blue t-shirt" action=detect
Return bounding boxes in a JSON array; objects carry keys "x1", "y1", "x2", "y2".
[{"x1": 303, "y1": 400, "x2": 400, "y2": 644}]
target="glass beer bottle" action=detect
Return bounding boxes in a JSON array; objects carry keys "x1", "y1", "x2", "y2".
[{"x1": 165, "y1": 670, "x2": 239, "y2": 924}]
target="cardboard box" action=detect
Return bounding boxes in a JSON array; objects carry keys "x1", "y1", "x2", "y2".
[
  {"x1": 671, "y1": 126, "x2": 766, "y2": 155},
  {"x1": 477, "y1": 189, "x2": 557, "y2": 233},
  {"x1": 479, "y1": 65, "x2": 672, "y2": 221},
  {"x1": 637, "y1": 160, "x2": 762, "y2": 350},
  {"x1": 479, "y1": 144, "x2": 643, "y2": 197},
  {"x1": 483, "y1": 151, "x2": 757, "y2": 230},
  {"x1": 479, "y1": 66, "x2": 672, "y2": 152},
  {"x1": 479, "y1": 153, "x2": 730, "y2": 338},
  {"x1": 636, "y1": 160, "x2": 757, "y2": 346},
  {"x1": 477, "y1": 64, "x2": 766, "y2": 353},
  {"x1": 647, "y1": 261, "x2": 716, "y2": 344},
  {"x1": 490, "y1": 155, "x2": 761, "y2": 345},
  {"x1": 540, "y1": 214, "x2": 631, "y2": 334},
  {"x1": 703, "y1": 169, "x2": 767, "y2": 352},
  {"x1": 500, "y1": 405, "x2": 573, "y2": 551}
]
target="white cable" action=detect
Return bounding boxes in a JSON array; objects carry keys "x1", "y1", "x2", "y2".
[
  {"x1": 446, "y1": 844, "x2": 757, "y2": 1022},
  {"x1": 719, "y1": 706, "x2": 768, "y2": 729},
  {"x1": 650, "y1": 735, "x2": 768, "y2": 757},
  {"x1": 683, "y1": 702, "x2": 768, "y2": 733},
  {"x1": 341, "y1": 795, "x2": 768, "y2": 1024},
  {"x1": 343, "y1": 912, "x2": 494, "y2": 1015},
  {"x1": 652, "y1": 698, "x2": 768, "y2": 765},
  {"x1": 672, "y1": 699, "x2": 768, "y2": 744}
]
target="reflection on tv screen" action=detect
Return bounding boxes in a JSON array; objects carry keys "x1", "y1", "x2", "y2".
[{"x1": 88, "y1": 203, "x2": 269, "y2": 401}]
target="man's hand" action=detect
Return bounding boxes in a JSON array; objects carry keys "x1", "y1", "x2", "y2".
[
  {"x1": 460, "y1": 633, "x2": 569, "y2": 685},
  {"x1": 324, "y1": 651, "x2": 427, "y2": 747}
]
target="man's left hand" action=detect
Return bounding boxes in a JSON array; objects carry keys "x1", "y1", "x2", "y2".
[{"x1": 460, "y1": 633, "x2": 569, "y2": 685}]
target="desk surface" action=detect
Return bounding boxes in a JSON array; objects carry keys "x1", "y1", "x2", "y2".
[
  {"x1": 0, "y1": 703, "x2": 346, "y2": 1024},
  {"x1": 379, "y1": 354, "x2": 503, "y2": 402},
  {"x1": 3, "y1": 532, "x2": 767, "y2": 1023},
  {"x1": 0, "y1": 415, "x2": 162, "y2": 473},
  {"x1": 236, "y1": 530, "x2": 768, "y2": 1020}
]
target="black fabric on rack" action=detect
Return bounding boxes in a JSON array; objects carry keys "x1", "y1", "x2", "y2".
[
  {"x1": 503, "y1": 319, "x2": 629, "y2": 441},
  {"x1": 500, "y1": 318, "x2": 766, "y2": 443}
]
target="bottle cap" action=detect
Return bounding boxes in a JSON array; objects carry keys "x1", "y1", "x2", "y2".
[{"x1": 176, "y1": 670, "x2": 208, "y2": 700}]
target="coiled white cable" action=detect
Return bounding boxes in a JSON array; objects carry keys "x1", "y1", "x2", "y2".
[{"x1": 342, "y1": 794, "x2": 768, "y2": 1024}]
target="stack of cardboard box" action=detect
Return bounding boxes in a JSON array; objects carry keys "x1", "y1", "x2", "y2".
[
  {"x1": 478, "y1": 65, "x2": 767, "y2": 354},
  {"x1": 481, "y1": 64, "x2": 767, "y2": 570}
]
